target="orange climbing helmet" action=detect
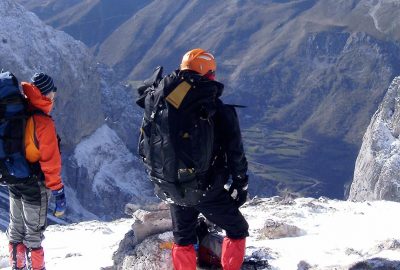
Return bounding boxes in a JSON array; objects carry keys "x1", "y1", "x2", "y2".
[{"x1": 180, "y1": 48, "x2": 216, "y2": 76}]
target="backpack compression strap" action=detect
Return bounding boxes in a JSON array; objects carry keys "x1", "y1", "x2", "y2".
[
  {"x1": 29, "y1": 110, "x2": 51, "y2": 118},
  {"x1": 0, "y1": 96, "x2": 24, "y2": 105},
  {"x1": 0, "y1": 95, "x2": 26, "y2": 120},
  {"x1": 147, "y1": 89, "x2": 164, "y2": 175}
]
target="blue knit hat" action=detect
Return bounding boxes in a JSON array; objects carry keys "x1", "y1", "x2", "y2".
[{"x1": 31, "y1": 72, "x2": 57, "y2": 95}]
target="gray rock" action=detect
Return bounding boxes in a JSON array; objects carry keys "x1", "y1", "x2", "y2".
[
  {"x1": 113, "y1": 205, "x2": 173, "y2": 270},
  {"x1": 345, "y1": 248, "x2": 363, "y2": 257},
  {"x1": 349, "y1": 77, "x2": 400, "y2": 201},
  {"x1": 349, "y1": 258, "x2": 400, "y2": 270},
  {"x1": 258, "y1": 219, "x2": 305, "y2": 240},
  {"x1": 373, "y1": 239, "x2": 400, "y2": 253},
  {"x1": 118, "y1": 232, "x2": 173, "y2": 270},
  {"x1": 97, "y1": 64, "x2": 143, "y2": 152},
  {"x1": 124, "y1": 202, "x2": 169, "y2": 218},
  {"x1": 297, "y1": 260, "x2": 313, "y2": 270},
  {"x1": 112, "y1": 230, "x2": 137, "y2": 268}
]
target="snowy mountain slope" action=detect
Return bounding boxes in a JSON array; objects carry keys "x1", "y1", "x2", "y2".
[{"x1": 2, "y1": 198, "x2": 399, "y2": 270}]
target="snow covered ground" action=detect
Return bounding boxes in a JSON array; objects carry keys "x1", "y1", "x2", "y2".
[
  {"x1": 240, "y1": 197, "x2": 400, "y2": 269},
  {"x1": 1, "y1": 197, "x2": 400, "y2": 270},
  {"x1": 0, "y1": 219, "x2": 132, "y2": 270}
]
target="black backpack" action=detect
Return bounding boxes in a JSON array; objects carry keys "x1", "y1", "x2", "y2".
[
  {"x1": 137, "y1": 67, "x2": 221, "y2": 206},
  {"x1": 0, "y1": 71, "x2": 39, "y2": 186}
]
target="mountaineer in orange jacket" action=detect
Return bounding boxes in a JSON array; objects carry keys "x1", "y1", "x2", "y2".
[{"x1": 7, "y1": 72, "x2": 66, "y2": 270}]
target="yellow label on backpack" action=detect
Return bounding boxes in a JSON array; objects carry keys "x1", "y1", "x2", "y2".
[
  {"x1": 159, "y1": 241, "x2": 174, "y2": 250},
  {"x1": 165, "y1": 81, "x2": 191, "y2": 109}
]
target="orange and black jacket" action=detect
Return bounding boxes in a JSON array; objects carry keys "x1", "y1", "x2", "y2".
[{"x1": 22, "y1": 82, "x2": 63, "y2": 191}]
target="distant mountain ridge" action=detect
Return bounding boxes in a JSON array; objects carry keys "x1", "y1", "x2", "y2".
[{"x1": 16, "y1": 0, "x2": 400, "y2": 199}]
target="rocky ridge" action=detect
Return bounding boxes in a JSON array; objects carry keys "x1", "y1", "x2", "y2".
[{"x1": 349, "y1": 76, "x2": 400, "y2": 201}]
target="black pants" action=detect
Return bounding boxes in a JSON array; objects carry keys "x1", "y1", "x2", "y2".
[{"x1": 170, "y1": 186, "x2": 249, "y2": 246}]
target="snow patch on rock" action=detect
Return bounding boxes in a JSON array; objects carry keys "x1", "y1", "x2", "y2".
[
  {"x1": 74, "y1": 124, "x2": 143, "y2": 196},
  {"x1": 67, "y1": 124, "x2": 156, "y2": 220},
  {"x1": 349, "y1": 76, "x2": 400, "y2": 201}
]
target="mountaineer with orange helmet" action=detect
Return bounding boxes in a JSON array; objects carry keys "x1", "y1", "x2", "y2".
[
  {"x1": 6, "y1": 72, "x2": 65, "y2": 270},
  {"x1": 180, "y1": 48, "x2": 217, "y2": 80},
  {"x1": 137, "y1": 48, "x2": 249, "y2": 270}
]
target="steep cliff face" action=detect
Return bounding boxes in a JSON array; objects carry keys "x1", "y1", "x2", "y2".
[
  {"x1": 349, "y1": 77, "x2": 400, "y2": 201},
  {"x1": 0, "y1": 0, "x2": 104, "y2": 148},
  {"x1": 98, "y1": 64, "x2": 143, "y2": 152}
]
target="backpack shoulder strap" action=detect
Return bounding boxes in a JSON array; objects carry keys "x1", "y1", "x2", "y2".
[
  {"x1": 29, "y1": 110, "x2": 52, "y2": 118},
  {"x1": 0, "y1": 94, "x2": 25, "y2": 119},
  {"x1": 0, "y1": 95, "x2": 24, "y2": 105},
  {"x1": 224, "y1": 104, "x2": 247, "y2": 108}
]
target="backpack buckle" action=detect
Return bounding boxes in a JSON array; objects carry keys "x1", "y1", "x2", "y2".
[{"x1": 178, "y1": 168, "x2": 195, "y2": 181}]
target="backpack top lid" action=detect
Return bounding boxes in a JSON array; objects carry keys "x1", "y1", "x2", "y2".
[
  {"x1": 0, "y1": 71, "x2": 20, "y2": 99},
  {"x1": 136, "y1": 66, "x2": 164, "y2": 109}
]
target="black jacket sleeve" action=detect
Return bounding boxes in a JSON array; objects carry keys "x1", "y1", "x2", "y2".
[{"x1": 216, "y1": 102, "x2": 248, "y2": 180}]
